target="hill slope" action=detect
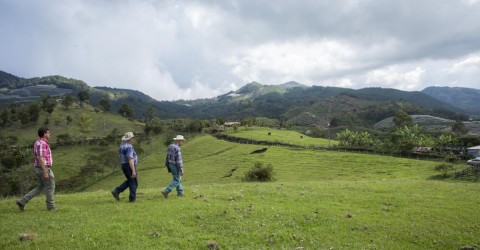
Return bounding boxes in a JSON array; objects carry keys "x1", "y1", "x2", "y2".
[
  {"x1": 1, "y1": 134, "x2": 479, "y2": 249},
  {"x1": 422, "y1": 86, "x2": 480, "y2": 115}
]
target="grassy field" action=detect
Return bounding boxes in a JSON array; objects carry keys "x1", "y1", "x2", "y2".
[
  {"x1": 223, "y1": 126, "x2": 338, "y2": 147},
  {"x1": 1, "y1": 134, "x2": 479, "y2": 249},
  {"x1": 1, "y1": 103, "x2": 144, "y2": 146}
]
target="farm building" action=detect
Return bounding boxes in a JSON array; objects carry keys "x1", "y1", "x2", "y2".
[
  {"x1": 467, "y1": 146, "x2": 480, "y2": 157},
  {"x1": 224, "y1": 122, "x2": 241, "y2": 127}
]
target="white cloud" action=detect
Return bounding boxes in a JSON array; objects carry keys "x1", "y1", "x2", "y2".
[
  {"x1": 1, "y1": 0, "x2": 480, "y2": 101},
  {"x1": 365, "y1": 66, "x2": 425, "y2": 90},
  {"x1": 450, "y1": 54, "x2": 480, "y2": 73},
  {"x1": 227, "y1": 39, "x2": 355, "y2": 84},
  {"x1": 462, "y1": 0, "x2": 480, "y2": 6}
]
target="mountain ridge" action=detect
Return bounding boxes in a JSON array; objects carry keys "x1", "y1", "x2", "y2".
[
  {"x1": 0, "y1": 70, "x2": 477, "y2": 130},
  {"x1": 422, "y1": 86, "x2": 480, "y2": 115}
]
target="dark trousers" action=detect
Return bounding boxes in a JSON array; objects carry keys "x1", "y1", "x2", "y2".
[{"x1": 113, "y1": 163, "x2": 138, "y2": 202}]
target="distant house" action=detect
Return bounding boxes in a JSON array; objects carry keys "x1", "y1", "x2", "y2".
[
  {"x1": 467, "y1": 146, "x2": 480, "y2": 157},
  {"x1": 413, "y1": 146, "x2": 433, "y2": 152},
  {"x1": 224, "y1": 122, "x2": 241, "y2": 127}
]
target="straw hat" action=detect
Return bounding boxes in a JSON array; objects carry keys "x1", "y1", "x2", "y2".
[
  {"x1": 173, "y1": 135, "x2": 186, "y2": 141},
  {"x1": 121, "y1": 132, "x2": 135, "y2": 141}
]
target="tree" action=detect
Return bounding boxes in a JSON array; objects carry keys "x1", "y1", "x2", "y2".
[
  {"x1": 79, "y1": 113, "x2": 92, "y2": 131},
  {"x1": 393, "y1": 110, "x2": 413, "y2": 128},
  {"x1": 336, "y1": 128, "x2": 353, "y2": 147},
  {"x1": 118, "y1": 104, "x2": 134, "y2": 118},
  {"x1": 187, "y1": 120, "x2": 205, "y2": 133},
  {"x1": 436, "y1": 134, "x2": 457, "y2": 147},
  {"x1": 99, "y1": 98, "x2": 111, "y2": 112},
  {"x1": 0, "y1": 109, "x2": 12, "y2": 126},
  {"x1": 40, "y1": 94, "x2": 50, "y2": 111},
  {"x1": 78, "y1": 90, "x2": 90, "y2": 106},
  {"x1": 452, "y1": 120, "x2": 469, "y2": 135},
  {"x1": 336, "y1": 129, "x2": 374, "y2": 148},
  {"x1": 215, "y1": 118, "x2": 225, "y2": 126},
  {"x1": 17, "y1": 102, "x2": 42, "y2": 125},
  {"x1": 146, "y1": 107, "x2": 156, "y2": 121},
  {"x1": 66, "y1": 115, "x2": 73, "y2": 126},
  {"x1": 38, "y1": 94, "x2": 56, "y2": 114},
  {"x1": 17, "y1": 108, "x2": 30, "y2": 125},
  {"x1": 62, "y1": 95, "x2": 74, "y2": 110},
  {"x1": 144, "y1": 118, "x2": 163, "y2": 135},
  {"x1": 45, "y1": 102, "x2": 56, "y2": 114},
  {"x1": 241, "y1": 117, "x2": 255, "y2": 127},
  {"x1": 391, "y1": 124, "x2": 422, "y2": 153},
  {"x1": 434, "y1": 163, "x2": 454, "y2": 177},
  {"x1": 171, "y1": 119, "x2": 186, "y2": 131},
  {"x1": 57, "y1": 133, "x2": 74, "y2": 145}
]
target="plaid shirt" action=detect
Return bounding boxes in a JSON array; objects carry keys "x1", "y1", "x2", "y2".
[
  {"x1": 165, "y1": 143, "x2": 183, "y2": 168},
  {"x1": 34, "y1": 137, "x2": 52, "y2": 167}
]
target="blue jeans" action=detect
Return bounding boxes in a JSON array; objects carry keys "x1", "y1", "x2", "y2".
[
  {"x1": 19, "y1": 168, "x2": 55, "y2": 209},
  {"x1": 164, "y1": 163, "x2": 183, "y2": 196},
  {"x1": 113, "y1": 163, "x2": 138, "y2": 202}
]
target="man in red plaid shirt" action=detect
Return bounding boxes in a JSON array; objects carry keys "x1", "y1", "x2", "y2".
[{"x1": 16, "y1": 127, "x2": 56, "y2": 211}]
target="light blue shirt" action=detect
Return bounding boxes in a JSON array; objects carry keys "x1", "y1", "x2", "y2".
[{"x1": 119, "y1": 142, "x2": 137, "y2": 165}]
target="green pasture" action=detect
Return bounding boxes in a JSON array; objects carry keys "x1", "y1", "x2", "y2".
[
  {"x1": 2, "y1": 104, "x2": 144, "y2": 146},
  {"x1": 1, "y1": 182, "x2": 479, "y2": 249},
  {"x1": 1, "y1": 134, "x2": 479, "y2": 249},
  {"x1": 85, "y1": 134, "x2": 439, "y2": 192},
  {"x1": 223, "y1": 126, "x2": 338, "y2": 147}
]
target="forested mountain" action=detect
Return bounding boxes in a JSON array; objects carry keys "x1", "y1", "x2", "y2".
[
  {"x1": 422, "y1": 86, "x2": 480, "y2": 115},
  {"x1": 0, "y1": 70, "x2": 192, "y2": 119},
  {"x1": 0, "y1": 69, "x2": 475, "y2": 130}
]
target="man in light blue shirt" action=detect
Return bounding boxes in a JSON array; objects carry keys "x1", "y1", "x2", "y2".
[{"x1": 112, "y1": 132, "x2": 138, "y2": 202}]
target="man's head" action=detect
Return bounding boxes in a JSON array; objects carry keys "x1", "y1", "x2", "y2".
[
  {"x1": 38, "y1": 127, "x2": 50, "y2": 139},
  {"x1": 121, "y1": 132, "x2": 135, "y2": 142},
  {"x1": 173, "y1": 135, "x2": 186, "y2": 144}
]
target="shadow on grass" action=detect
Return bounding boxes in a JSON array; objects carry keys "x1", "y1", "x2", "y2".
[
  {"x1": 427, "y1": 174, "x2": 480, "y2": 182},
  {"x1": 426, "y1": 174, "x2": 452, "y2": 181}
]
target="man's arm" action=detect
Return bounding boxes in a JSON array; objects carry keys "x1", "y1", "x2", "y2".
[
  {"x1": 39, "y1": 156, "x2": 49, "y2": 180},
  {"x1": 129, "y1": 158, "x2": 136, "y2": 178}
]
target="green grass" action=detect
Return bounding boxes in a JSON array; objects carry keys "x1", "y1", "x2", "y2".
[
  {"x1": 1, "y1": 181, "x2": 479, "y2": 249},
  {"x1": 2, "y1": 104, "x2": 144, "y2": 146},
  {"x1": 2, "y1": 134, "x2": 479, "y2": 249},
  {"x1": 223, "y1": 126, "x2": 338, "y2": 147}
]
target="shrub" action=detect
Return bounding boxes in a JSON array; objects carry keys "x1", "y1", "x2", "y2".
[
  {"x1": 1, "y1": 156, "x2": 17, "y2": 169},
  {"x1": 434, "y1": 163, "x2": 455, "y2": 177},
  {"x1": 243, "y1": 162, "x2": 274, "y2": 182},
  {"x1": 57, "y1": 133, "x2": 74, "y2": 146},
  {"x1": 444, "y1": 153, "x2": 458, "y2": 163}
]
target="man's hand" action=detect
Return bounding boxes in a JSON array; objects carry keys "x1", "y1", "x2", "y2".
[
  {"x1": 43, "y1": 171, "x2": 49, "y2": 180},
  {"x1": 131, "y1": 169, "x2": 137, "y2": 178}
]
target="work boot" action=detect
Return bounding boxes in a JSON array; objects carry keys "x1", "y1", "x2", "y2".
[
  {"x1": 161, "y1": 191, "x2": 169, "y2": 199},
  {"x1": 111, "y1": 191, "x2": 120, "y2": 201},
  {"x1": 16, "y1": 200, "x2": 24, "y2": 212}
]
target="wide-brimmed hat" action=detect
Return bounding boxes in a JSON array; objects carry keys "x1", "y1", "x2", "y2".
[
  {"x1": 121, "y1": 132, "x2": 135, "y2": 141},
  {"x1": 173, "y1": 135, "x2": 186, "y2": 141}
]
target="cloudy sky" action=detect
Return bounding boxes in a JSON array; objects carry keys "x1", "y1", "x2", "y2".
[{"x1": 1, "y1": 0, "x2": 480, "y2": 101}]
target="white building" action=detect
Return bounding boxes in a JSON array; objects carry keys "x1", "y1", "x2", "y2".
[{"x1": 467, "y1": 146, "x2": 480, "y2": 157}]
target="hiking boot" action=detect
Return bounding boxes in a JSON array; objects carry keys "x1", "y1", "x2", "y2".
[
  {"x1": 161, "y1": 191, "x2": 169, "y2": 199},
  {"x1": 47, "y1": 207, "x2": 58, "y2": 212},
  {"x1": 177, "y1": 193, "x2": 185, "y2": 197},
  {"x1": 111, "y1": 191, "x2": 120, "y2": 201},
  {"x1": 16, "y1": 200, "x2": 24, "y2": 212}
]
